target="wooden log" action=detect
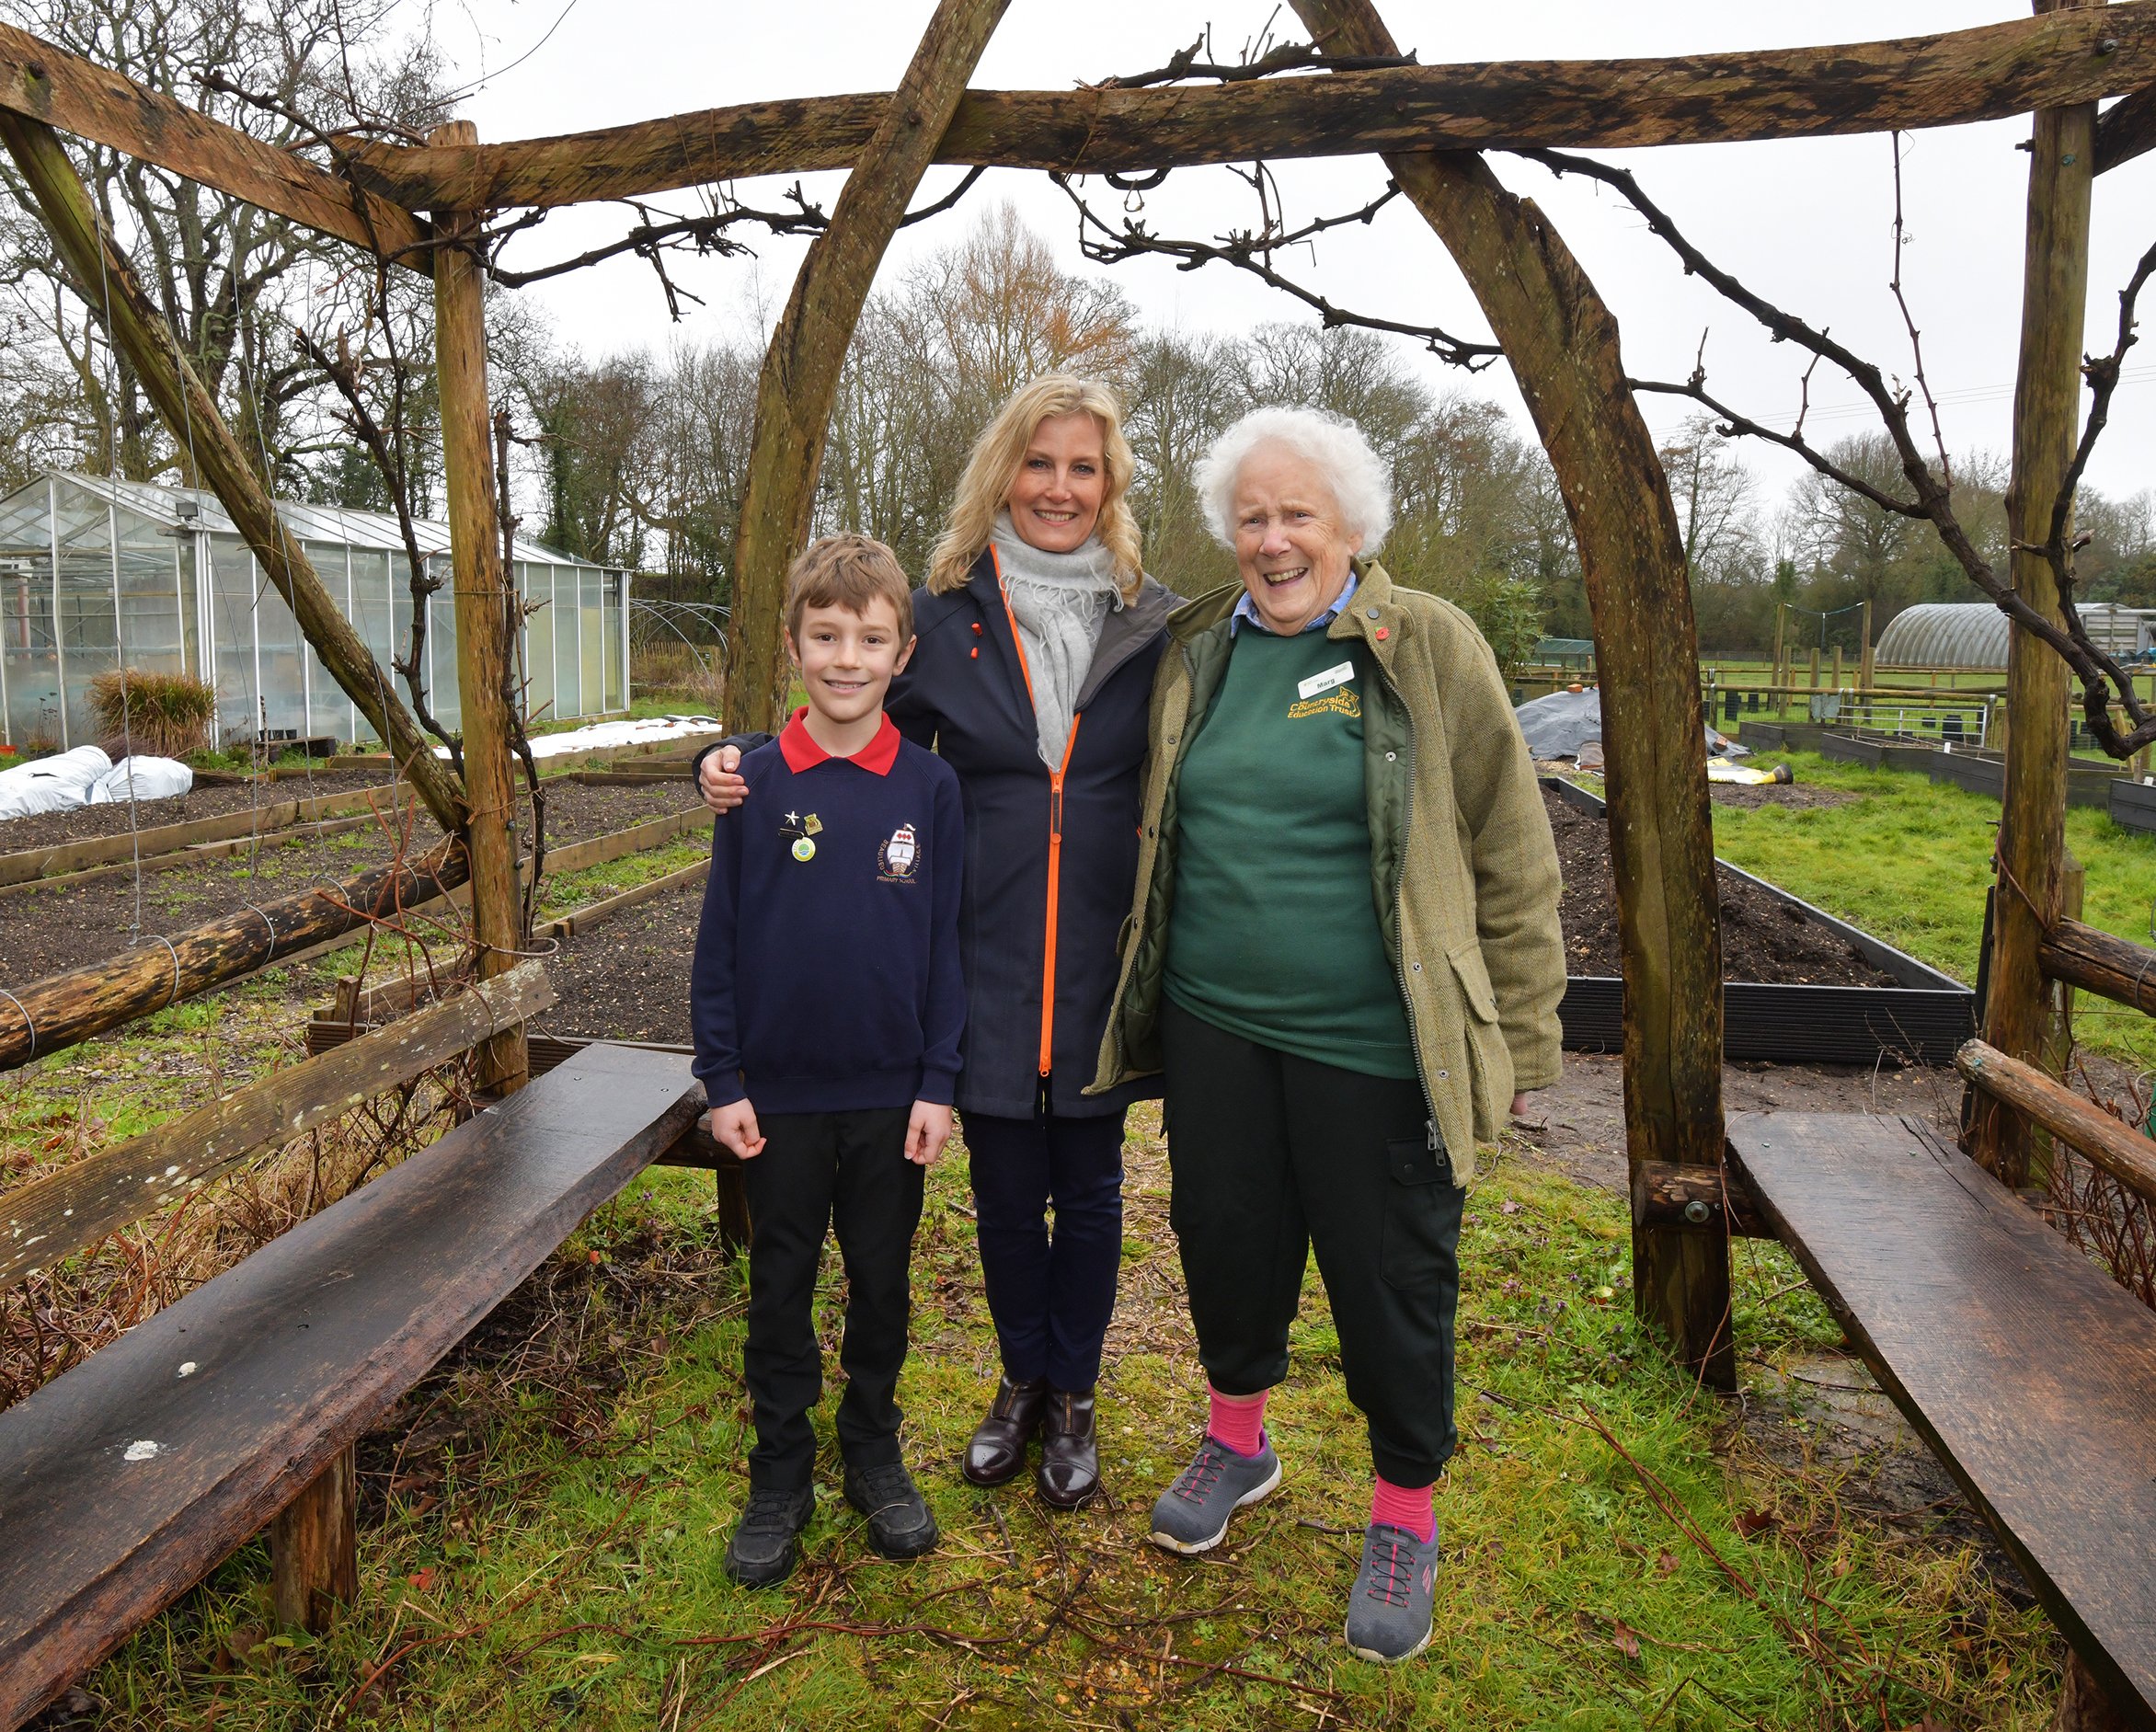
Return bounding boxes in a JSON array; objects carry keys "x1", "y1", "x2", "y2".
[
  {"x1": 347, "y1": 5, "x2": 2156, "y2": 211},
  {"x1": 2096, "y1": 81, "x2": 2156, "y2": 171},
  {"x1": 0, "y1": 841, "x2": 472, "y2": 1075},
  {"x1": 0, "y1": 113, "x2": 465, "y2": 836},
  {"x1": 430, "y1": 120, "x2": 528, "y2": 1097},
  {"x1": 270, "y1": 1445, "x2": 356, "y2": 1635},
  {"x1": 1956, "y1": 1037, "x2": 2156, "y2": 1204},
  {"x1": 0, "y1": 958, "x2": 552, "y2": 1284},
  {"x1": 723, "y1": 0, "x2": 1012, "y2": 734},
  {"x1": 0, "y1": 20, "x2": 427, "y2": 262},
  {"x1": 1978, "y1": 0, "x2": 2097, "y2": 1187},
  {"x1": 2039, "y1": 916, "x2": 2156, "y2": 1015},
  {"x1": 0, "y1": 784, "x2": 409, "y2": 888},
  {"x1": 1285, "y1": 0, "x2": 1732, "y2": 1388}
]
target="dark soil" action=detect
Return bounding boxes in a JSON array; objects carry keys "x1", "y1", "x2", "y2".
[
  {"x1": 0, "y1": 770, "x2": 395, "y2": 852},
  {"x1": 533, "y1": 879, "x2": 701, "y2": 1044},
  {"x1": 0, "y1": 782, "x2": 699, "y2": 986},
  {"x1": 1708, "y1": 780, "x2": 1858, "y2": 810},
  {"x1": 1545, "y1": 787, "x2": 1899, "y2": 986}
]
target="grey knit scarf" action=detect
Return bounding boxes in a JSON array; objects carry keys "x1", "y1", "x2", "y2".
[{"x1": 990, "y1": 511, "x2": 1124, "y2": 769}]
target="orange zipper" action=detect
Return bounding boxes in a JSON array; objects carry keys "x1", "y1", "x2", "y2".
[{"x1": 992, "y1": 552, "x2": 1081, "y2": 1086}]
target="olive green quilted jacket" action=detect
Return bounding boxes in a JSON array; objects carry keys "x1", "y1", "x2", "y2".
[{"x1": 1087, "y1": 562, "x2": 1566, "y2": 1181}]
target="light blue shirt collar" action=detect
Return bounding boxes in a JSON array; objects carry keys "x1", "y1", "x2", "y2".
[{"x1": 1230, "y1": 568, "x2": 1359, "y2": 637}]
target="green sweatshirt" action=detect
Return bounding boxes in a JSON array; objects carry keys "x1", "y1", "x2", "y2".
[{"x1": 1164, "y1": 627, "x2": 1416, "y2": 1079}]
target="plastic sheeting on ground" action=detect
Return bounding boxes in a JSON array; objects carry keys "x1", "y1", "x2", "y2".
[
  {"x1": 0, "y1": 746, "x2": 112, "y2": 820},
  {"x1": 86, "y1": 756, "x2": 193, "y2": 805},
  {"x1": 1513, "y1": 687, "x2": 1745, "y2": 763}
]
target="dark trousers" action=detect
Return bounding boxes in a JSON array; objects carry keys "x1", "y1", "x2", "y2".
[
  {"x1": 963, "y1": 1107, "x2": 1126, "y2": 1392},
  {"x1": 741, "y1": 1107, "x2": 923, "y2": 1491},
  {"x1": 1161, "y1": 1000, "x2": 1463, "y2": 1486}
]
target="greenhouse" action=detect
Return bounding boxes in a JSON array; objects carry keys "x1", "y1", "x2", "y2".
[
  {"x1": 1875, "y1": 599, "x2": 2156, "y2": 671},
  {"x1": 0, "y1": 471, "x2": 630, "y2": 751}
]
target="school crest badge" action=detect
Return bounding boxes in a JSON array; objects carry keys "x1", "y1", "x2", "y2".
[{"x1": 877, "y1": 822, "x2": 920, "y2": 882}]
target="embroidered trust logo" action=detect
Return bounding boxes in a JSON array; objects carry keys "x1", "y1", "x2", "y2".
[
  {"x1": 877, "y1": 821, "x2": 920, "y2": 881},
  {"x1": 1287, "y1": 686, "x2": 1360, "y2": 721}
]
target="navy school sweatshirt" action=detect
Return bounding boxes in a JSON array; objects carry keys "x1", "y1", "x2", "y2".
[{"x1": 690, "y1": 709, "x2": 967, "y2": 1115}]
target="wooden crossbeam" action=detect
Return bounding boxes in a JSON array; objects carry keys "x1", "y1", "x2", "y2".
[
  {"x1": 2097, "y1": 83, "x2": 2156, "y2": 170},
  {"x1": 349, "y1": 5, "x2": 2156, "y2": 212},
  {"x1": 1957, "y1": 1037, "x2": 2156, "y2": 1205},
  {"x1": 0, "y1": 19, "x2": 428, "y2": 264}
]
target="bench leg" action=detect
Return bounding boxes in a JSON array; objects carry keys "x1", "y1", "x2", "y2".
[
  {"x1": 714, "y1": 1159, "x2": 751, "y2": 1252},
  {"x1": 2052, "y1": 1652, "x2": 2132, "y2": 1732},
  {"x1": 272, "y1": 1445, "x2": 358, "y2": 1634}
]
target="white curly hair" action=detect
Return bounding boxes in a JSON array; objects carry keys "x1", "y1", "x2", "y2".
[{"x1": 1193, "y1": 405, "x2": 1393, "y2": 552}]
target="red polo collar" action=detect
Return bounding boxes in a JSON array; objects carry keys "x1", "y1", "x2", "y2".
[{"x1": 778, "y1": 707, "x2": 902, "y2": 775}]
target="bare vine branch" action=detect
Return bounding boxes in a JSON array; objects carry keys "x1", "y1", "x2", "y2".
[
  {"x1": 1514, "y1": 143, "x2": 2156, "y2": 759},
  {"x1": 1048, "y1": 170, "x2": 1499, "y2": 369}
]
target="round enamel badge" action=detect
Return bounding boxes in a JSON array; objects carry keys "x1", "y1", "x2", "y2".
[{"x1": 791, "y1": 837, "x2": 816, "y2": 862}]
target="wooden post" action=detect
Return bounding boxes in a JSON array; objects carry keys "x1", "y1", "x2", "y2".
[
  {"x1": 0, "y1": 112, "x2": 465, "y2": 836},
  {"x1": 271, "y1": 1444, "x2": 356, "y2": 1634},
  {"x1": 720, "y1": 0, "x2": 1013, "y2": 734},
  {"x1": 1832, "y1": 645, "x2": 1844, "y2": 690},
  {"x1": 1288, "y1": 0, "x2": 1732, "y2": 1388},
  {"x1": 1859, "y1": 599, "x2": 1876, "y2": 691},
  {"x1": 1809, "y1": 647, "x2": 1821, "y2": 690},
  {"x1": 1772, "y1": 603, "x2": 1788, "y2": 694},
  {"x1": 1978, "y1": 0, "x2": 2097, "y2": 1187},
  {"x1": 430, "y1": 120, "x2": 529, "y2": 1096}
]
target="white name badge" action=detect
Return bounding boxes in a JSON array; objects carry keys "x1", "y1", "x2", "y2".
[{"x1": 1298, "y1": 660, "x2": 1357, "y2": 701}]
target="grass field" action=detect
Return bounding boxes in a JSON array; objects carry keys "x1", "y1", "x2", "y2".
[
  {"x1": 1699, "y1": 749, "x2": 2156, "y2": 1072},
  {"x1": 62, "y1": 1115, "x2": 2061, "y2": 1730}
]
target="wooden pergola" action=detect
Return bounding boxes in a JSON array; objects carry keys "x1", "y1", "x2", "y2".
[{"x1": 1, "y1": 0, "x2": 2154, "y2": 1723}]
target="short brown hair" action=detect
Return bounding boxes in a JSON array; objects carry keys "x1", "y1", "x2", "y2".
[{"x1": 784, "y1": 534, "x2": 913, "y2": 643}]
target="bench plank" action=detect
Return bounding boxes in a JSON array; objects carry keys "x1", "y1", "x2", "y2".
[
  {"x1": 0, "y1": 1043, "x2": 703, "y2": 1729},
  {"x1": 1726, "y1": 1111, "x2": 2156, "y2": 1727}
]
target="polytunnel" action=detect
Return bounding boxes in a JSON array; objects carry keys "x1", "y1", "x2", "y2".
[
  {"x1": 1875, "y1": 600, "x2": 2156, "y2": 671},
  {"x1": 0, "y1": 472, "x2": 631, "y2": 751}
]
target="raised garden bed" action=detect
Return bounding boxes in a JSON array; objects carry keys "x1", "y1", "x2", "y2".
[{"x1": 1544, "y1": 779, "x2": 1975, "y2": 1064}]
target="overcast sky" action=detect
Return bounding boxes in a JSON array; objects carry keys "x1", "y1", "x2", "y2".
[{"x1": 408, "y1": 0, "x2": 2156, "y2": 514}]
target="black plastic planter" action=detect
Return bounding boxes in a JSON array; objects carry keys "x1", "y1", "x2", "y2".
[{"x1": 1542, "y1": 778, "x2": 1976, "y2": 1065}]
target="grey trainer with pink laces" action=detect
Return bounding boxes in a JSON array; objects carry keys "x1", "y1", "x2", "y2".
[
  {"x1": 1147, "y1": 1434, "x2": 1282, "y2": 1554},
  {"x1": 1343, "y1": 1520, "x2": 1441, "y2": 1662}
]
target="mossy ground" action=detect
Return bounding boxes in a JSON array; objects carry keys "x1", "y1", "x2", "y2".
[{"x1": 60, "y1": 1110, "x2": 2058, "y2": 1731}]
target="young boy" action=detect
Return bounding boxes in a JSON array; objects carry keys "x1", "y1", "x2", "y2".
[{"x1": 691, "y1": 534, "x2": 965, "y2": 1588}]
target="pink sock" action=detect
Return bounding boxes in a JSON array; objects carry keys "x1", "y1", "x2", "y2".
[
  {"x1": 1206, "y1": 1385, "x2": 1268, "y2": 1458},
  {"x1": 1371, "y1": 1474, "x2": 1435, "y2": 1543}
]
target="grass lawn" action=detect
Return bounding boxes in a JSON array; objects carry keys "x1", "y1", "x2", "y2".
[
  {"x1": 46, "y1": 1109, "x2": 2060, "y2": 1730},
  {"x1": 1695, "y1": 750, "x2": 2156, "y2": 1072}
]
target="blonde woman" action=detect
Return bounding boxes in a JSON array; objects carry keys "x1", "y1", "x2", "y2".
[{"x1": 696, "y1": 375, "x2": 1177, "y2": 1508}]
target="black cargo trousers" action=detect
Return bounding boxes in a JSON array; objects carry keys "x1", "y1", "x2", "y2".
[{"x1": 1159, "y1": 1000, "x2": 1464, "y2": 1487}]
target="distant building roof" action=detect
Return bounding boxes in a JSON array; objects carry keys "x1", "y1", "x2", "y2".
[
  {"x1": 0, "y1": 470, "x2": 606, "y2": 569},
  {"x1": 1875, "y1": 601, "x2": 2156, "y2": 670}
]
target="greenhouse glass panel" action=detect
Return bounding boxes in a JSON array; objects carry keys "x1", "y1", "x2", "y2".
[
  {"x1": 208, "y1": 533, "x2": 259, "y2": 739},
  {"x1": 255, "y1": 567, "x2": 306, "y2": 740},
  {"x1": 115, "y1": 501, "x2": 187, "y2": 682},
  {"x1": 520, "y1": 563, "x2": 556, "y2": 725},
  {"x1": 349, "y1": 548, "x2": 394, "y2": 745},
  {"x1": 580, "y1": 567, "x2": 603, "y2": 713},
  {"x1": 53, "y1": 480, "x2": 120, "y2": 747},
  {"x1": 302, "y1": 541, "x2": 351, "y2": 740},
  {"x1": 602, "y1": 573, "x2": 624, "y2": 712},
  {"x1": 428, "y1": 564, "x2": 460, "y2": 728},
  {"x1": 0, "y1": 484, "x2": 59, "y2": 748},
  {"x1": 552, "y1": 568, "x2": 579, "y2": 719}
]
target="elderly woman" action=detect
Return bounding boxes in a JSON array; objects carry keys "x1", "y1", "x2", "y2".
[
  {"x1": 695, "y1": 375, "x2": 1176, "y2": 1509},
  {"x1": 1090, "y1": 406, "x2": 1565, "y2": 1664}
]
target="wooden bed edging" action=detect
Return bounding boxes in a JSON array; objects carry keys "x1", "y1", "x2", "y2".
[{"x1": 0, "y1": 784, "x2": 411, "y2": 888}]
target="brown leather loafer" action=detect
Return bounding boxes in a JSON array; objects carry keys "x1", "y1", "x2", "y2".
[
  {"x1": 1037, "y1": 1387, "x2": 1099, "y2": 1509},
  {"x1": 962, "y1": 1374, "x2": 1048, "y2": 1486}
]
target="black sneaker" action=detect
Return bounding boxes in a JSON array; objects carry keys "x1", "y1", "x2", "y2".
[
  {"x1": 844, "y1": 1459, "x2": 940, "y2": 1558},
  {"x1": 723, "y1": 1483, "x2": 816, "y2": 1588}
]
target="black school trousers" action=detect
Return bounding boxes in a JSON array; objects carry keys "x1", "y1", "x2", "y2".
[
  {"x1": 1161, "y1": 999, "x2": 1463, "y2": 1488},
  {"x1": 741, "y1": 1107, "x2": 923, "y2": 1492}
]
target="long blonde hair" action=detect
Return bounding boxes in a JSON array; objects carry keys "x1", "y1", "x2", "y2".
[{"x1": 926, "y1": 374, "x2": 1144, "y2": 601}]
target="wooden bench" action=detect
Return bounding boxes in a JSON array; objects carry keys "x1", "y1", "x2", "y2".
[
  {"x1": 0, "y1": 1041, "x2": 703, "y2": 1729},
  {"x1": 1725, "y1": 1110, "x2": 2156, "y2": 1727}
]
